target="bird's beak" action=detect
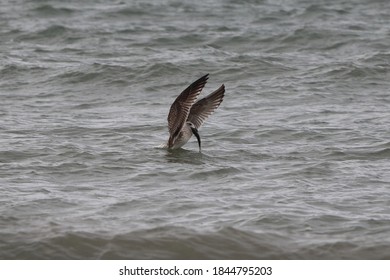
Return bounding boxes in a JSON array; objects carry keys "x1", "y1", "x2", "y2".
[{"x1": 191, "y1": 127, "x2": 201, "y2": 152}]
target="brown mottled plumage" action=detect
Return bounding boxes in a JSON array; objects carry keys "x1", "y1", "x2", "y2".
[{"x1": 164, "y1": 74, "x2": 225, "y2": 151}]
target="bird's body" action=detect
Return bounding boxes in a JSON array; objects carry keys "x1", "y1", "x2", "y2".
[
  {"x1": 167, "y1": 122, "x2": 194, "y2": 149},
  {"x1": 163, "y1": 74, "x2": 225, "y2": 151}
]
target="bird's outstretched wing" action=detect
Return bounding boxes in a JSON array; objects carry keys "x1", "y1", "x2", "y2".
[{"x1": 187, "y1": 84, "x2": 225, "y2": 129}]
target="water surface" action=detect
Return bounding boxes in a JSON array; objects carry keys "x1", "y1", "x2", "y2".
[{"x1": 1, "y1": 0, "x2": 390, "y2": 259}]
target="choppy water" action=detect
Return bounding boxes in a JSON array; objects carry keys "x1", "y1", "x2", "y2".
[{"x1": 1, "y1": 0, "x2": 390, "y2": 259}]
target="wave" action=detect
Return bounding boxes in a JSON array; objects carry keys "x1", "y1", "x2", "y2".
[
  {"x1": 1, "y1": 226, "x2": 389, "y2": 259},
  {"x1": 32, "y1": 4, "x2": 76, "y2": 17}
]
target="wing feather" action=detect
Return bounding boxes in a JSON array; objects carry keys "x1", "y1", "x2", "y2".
[{"x1": 187, "y1": 84, "x2": 225, "y2": 129}]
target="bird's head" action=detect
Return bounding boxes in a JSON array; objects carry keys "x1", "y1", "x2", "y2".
[{"x1": 187, "y1": 122, "x2": 201, "y2": 152}]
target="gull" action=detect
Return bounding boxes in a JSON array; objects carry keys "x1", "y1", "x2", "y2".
[{"x1": 163, "y1": 74, "x2": 224, "y2": 151}]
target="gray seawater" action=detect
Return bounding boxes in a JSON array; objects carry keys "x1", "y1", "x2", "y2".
[{"x1": 1, "y1": 0, "x2": 390, "y2": 259}]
